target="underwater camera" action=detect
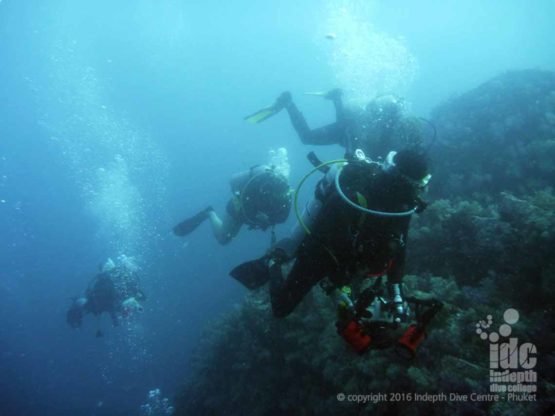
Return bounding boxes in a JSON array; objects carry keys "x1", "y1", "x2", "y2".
[{"x1": 324, "y1": 279, "x2": 443, "y2": 358}]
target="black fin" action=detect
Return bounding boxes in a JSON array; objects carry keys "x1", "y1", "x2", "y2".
[
  {"x1": 173, "y1": 208, "x2": 211, "y2": 236},
  {"x1": 230, "y1": 257, "x2": 271, "y2": 290}
]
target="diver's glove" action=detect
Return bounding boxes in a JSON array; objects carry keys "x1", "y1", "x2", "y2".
[
  {"x1": 387, "y1": 283, "x2": 407, "y2": 323},
  {"x1": 274, "y1": 91, "x2": 292, "y2": 110}
]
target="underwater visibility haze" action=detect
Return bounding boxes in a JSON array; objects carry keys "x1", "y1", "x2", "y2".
[{"x1": 1, "y1": 1, "x2": 554, "y2": 415}]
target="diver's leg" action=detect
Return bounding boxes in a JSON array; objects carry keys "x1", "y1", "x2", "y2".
[
  {"x1": 326, "y1": 88, "x2": 344, "y2": 121},
  {"x1": 110, "y1": 311, "x2": 119, "y2": 327},
  {"x1": 208, "y1": 210, "x2": 242, "y2": 245},
  {"x1": 284, "y1": 101, "x2": 312, "y2": 143},
  {"x1": 269, "y1": 248, "x2": 331, "y2": 318},
  {"x1": 283, "y1": 99, "x2": 342, "y2": 145},
  {"x1": 333, "y1": 97, "x2": 344, "y2": 121}
]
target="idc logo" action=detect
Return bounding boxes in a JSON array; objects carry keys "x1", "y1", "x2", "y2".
[{"x1": 476, "y1": 308, "x2": 538, "y2": 401}]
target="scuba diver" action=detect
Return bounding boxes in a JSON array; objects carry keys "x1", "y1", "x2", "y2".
[
  {"x1": 231, "y1": 148, "x2": 439, "y2": 355},
  {"x1": 245, "y1": 89, "x2": 428, "y2": 161},
  {"x1": 173, "y1": 148, "x2": 293, "y2": 245},
  {"x1": 66, "y1": 256, "x2": 146, "y2": 337}
]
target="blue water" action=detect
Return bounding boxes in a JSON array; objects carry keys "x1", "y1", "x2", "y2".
[{"x1": 1, "y1": 1, "x2": 554, "y2": 415}]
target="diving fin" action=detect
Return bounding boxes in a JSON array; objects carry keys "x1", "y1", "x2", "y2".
[
  {"x1": 230, "y1": 257, "x2": 271, "y2": 289},
  {"x1": 304, "y1": 91, "x2": 327, "y2": 97},
  {"x1": 304, "y1": 88, "x2": 342, "y2": 100},
  {"x1": 173, "y1": 207, "x2": 212, "y2": 237},
  {"x1": 244, "y1": 106, "x2": 280, "y2": 124},
  {"x1": 244, "y1": 92, "x2": 291, "y2": 124}
]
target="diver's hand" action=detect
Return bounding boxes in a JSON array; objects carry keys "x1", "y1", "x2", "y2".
[
  {"x1": 274, "y1": 91, "x2": 292, "y2": 109},
  {"x1": 324, "y1": 88, "x2": 343, "y2": 101}
]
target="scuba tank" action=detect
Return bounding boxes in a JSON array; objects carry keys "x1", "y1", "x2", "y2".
[{"x1": 230, "y1": 165, "x2": 292, "y2": 230}]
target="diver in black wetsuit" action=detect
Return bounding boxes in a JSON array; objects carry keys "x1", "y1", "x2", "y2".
[
  {"x1": 173, "y1": 163, "x2": 292, "y2": 245},
  {"x1": 67, "y1": 261, "x2": 146, "y2": 335},
  {"x1": 246, "y1": 89, "x2": 422, "y2": 161},
  {"x1": 231, "y1": 148, "x2": 431, "y2": 319}
]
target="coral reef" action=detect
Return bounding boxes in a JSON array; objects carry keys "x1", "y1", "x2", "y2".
[
  {"x1": 175, "y1": 70, "x2": 555, "y2": 415},
  {"x1": 176, "y1": 276, "x2": 553, "y2": 415},
  {"x1": 430, "y1": 69, "x2": 555, "y2": 198}
]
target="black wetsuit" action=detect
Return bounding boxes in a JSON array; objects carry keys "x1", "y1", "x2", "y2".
[
  {"x1": 85, "y1": 273, "x2": 119, "y2": 324},
  {"x1": 270, "y1": 163, "x2": 418, "y2": 318},
  {"x1": 86, "y1": 274, "x2": 116, "y2": 314},
  {"x1": 284, "y1": 96, "x2": 400, "y2": 159},
  {"x1": 85, "y1": 269, "x2": 144, "y2": 325}
]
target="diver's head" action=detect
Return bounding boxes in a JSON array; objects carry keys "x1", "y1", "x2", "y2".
[
  {"x1": 365, "y1": 94, "x2": 404, "y2": 127},
  {"x1": 383, "y1": 149, "x2": 431, "y2": 189},
  {"x1": 121, "y1": 297, "x2": 144, "y2": 317},
  {"x1": 66, "y1": 297, "x2": 87, "y2": 329}
]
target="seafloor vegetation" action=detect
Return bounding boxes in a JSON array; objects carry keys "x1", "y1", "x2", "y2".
[{"x1": 175, "y1": 70, "x2": 555, "y2": 415}]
